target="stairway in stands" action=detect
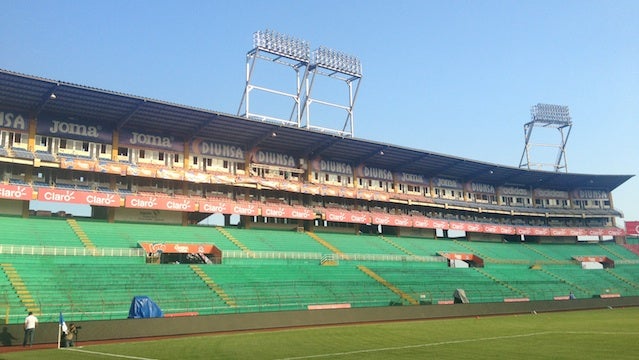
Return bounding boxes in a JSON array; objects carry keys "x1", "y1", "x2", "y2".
[
  {"x1": 1, "y1": 263, "x2": 40, "y2": 315},
  {"x1": 305, "y1": 232, "x2": 345, "y2": 257},
  {"x1": 215, "y1": 227, "x2": 250, "y2": 252},
  {"x1": 357, "y1": 265, "x2": 418, "y2": 305},
  {"x1": 190, "y1": 264, "x2": 237, "y2": 308},
  {"x1": 67, "y1": 219, "x2": 97, "y2": 251}
]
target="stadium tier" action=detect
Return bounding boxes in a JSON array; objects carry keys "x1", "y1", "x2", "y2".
[
  {"x1": 1, "y1": 216, "x2": 639, "y2": 324},
  {"x1": 0, "y1": 69, "x2": 637, "y2": 324}
]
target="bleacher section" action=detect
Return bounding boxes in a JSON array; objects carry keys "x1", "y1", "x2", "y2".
[
  {"x1": 223, "y1": 228, "x2": 329, "y2": 253},
  {"x1": 0, "y1": 216, "x2": 83, "y2": 247},
  {"x1": 0, "y1": 215, "x2": 638, "y2": 324},
  {"x1": 76, "y1": 220, "x2": 236, "y2": 249}
]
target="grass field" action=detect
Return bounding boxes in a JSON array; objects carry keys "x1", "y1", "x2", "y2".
[{"x1": 3, "y1": 308, "x2": 638, "y2": 359}]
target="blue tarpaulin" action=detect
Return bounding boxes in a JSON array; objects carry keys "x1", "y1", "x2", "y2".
[{"x1": 128, "y1": 296, "x2": 163, "y2": 319}]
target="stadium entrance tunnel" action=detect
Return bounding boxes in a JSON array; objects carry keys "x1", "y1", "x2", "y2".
[{"x1": 139, "y1": 242, "x2": 222, "y2": 264}]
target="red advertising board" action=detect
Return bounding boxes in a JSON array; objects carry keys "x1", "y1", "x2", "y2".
[
  {"x1": 125, "y1": 195, "x2": 196, "y2": 211},
  {"x1": 482, "y1": 224, "x2": 517, "y2": 235},
  {"x1": 411, "y1": 216, "x2": 434, "y2": 229},
  {"x1": 37, "y1": 188, "x2": 121, "y2": 207},
  {"x1": 625, "y1": 221, "x2": 639, "y2": 235},
  {"x1": 139, "y1": 242, "x2": 216, "y2": 254},
  {"x1": 371, "y1": 213, "x2": 412, "y2": 227},
  {"x1": 197, "y1": 199, "x2": 260, "y2": 216},
  {"x1": 0, "y1": 183, "x2": 33, "y2": 200},
  {"x1": 431, "y1": 219, "x2": 450, "y2": 230},
  {"x1": 262, "y1": 204, "x2": 315, "y2": 220},
  {"x1": 324, "y1": 209, "x2": 371, "y2": 224}
]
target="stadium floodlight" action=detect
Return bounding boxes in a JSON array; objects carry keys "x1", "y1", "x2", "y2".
[
  {"x1": 238, "y1": 30, "x2": 312, "y2": 128},
  {"x1": 519, "y1": 103, "x2": 573, "y2": 172},
  {"x1": 530, "y1": 103, "x2": 571, "y2": 125},
  {"x1": 253, "y1": 29, "x2": 310, "y2": 63},
  {"x1": 312, "y1": 46, "x2": 362, "y2": 77}
]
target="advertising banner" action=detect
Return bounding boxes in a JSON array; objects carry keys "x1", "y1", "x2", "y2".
[
  {"x1": 119, "y1": 128, "x2": 184, "y2": 152},
  {"x1": 60, "y1": 157, "x2": 96, "y2": 172},
  {"x1": 324, "y1": 209, "x2": 370, "y2": 224},
  {"x1": 37, "y1": 112, "x2": 113, "y2": 143},
  {"x1": 301, "y1": 183, "x2": 321, "y2": 195},
  {"x1": 394, "y1": 172, "x2": 428, "y2": 185},
  {"x1": 321, "y1": 185, "x2": 340, "y2": 197},
  {"x1": 262, "y1": 205, "x2": 315, "y2": 220},
  {"x1": 139, "y1": 242, "x2": 216, "y2": 254},
  {"x1": 625, "y1": 221, "x2": 639, "y2": 235},
  {"x1": 1, "y1": 109, "x2": 29, "y2": 132},
  {"x1": 371, "y1": 213, "x2": 412, "y2": 227},
  {"x1": 356, "y1": 165, "x2": 393, "y2": 181},
  {"x1": 311, "y1": 158, "x2": 353, "y2": 175},
  {"x1": 127, "y1": 165, "x2": 156, "y2": 178},
  {"x1": 0, "y1": 183, "x2": 33, "y2": 200},
  {"x1": 482, "y1": 224, "x2": 517, "y2": 235},
  {"x1": 96, "y1": 161, "x2": 127, "y2": 175},
  {"x1": 37, "y1": 188, "x2": 121, "y2": 207},
  {"x1": 190, "y1": 139, "x2": 244, "y2": 160},
  {"x1": 157, "y1": 168, "x2": 183, "y2": 181},
  {"x1": 412, "y1": 216, "x2": 435, "y2": 229},
  {"x1": 184, "y1": 170, "x2": 211, "y2": 183},
  {"x1": 211, "y1": 172, "x2": 236, "y2": 185},
  {"x1": 198, "y1": 198, "x2": 260, "y2": 216},
  {"x1": 125, "y1": 195, "x2": 196, "y2": 212},
  {"x1": 252, "y1": 149, "x2": 298, "y2": 168},
  {"x1": 279, "y1": 181, "x2": 301, "y2": 192},
  {"x1": 339, "y1": 187, "x2": 357, "y2": 199}
]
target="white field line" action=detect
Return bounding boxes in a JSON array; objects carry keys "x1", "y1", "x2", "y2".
[
  {"x1": 65, "y1": 347, "x2": 158, "y2": 360},
  {"x1": 275, "y1": 331, "x2": 639, "y2": 360}
]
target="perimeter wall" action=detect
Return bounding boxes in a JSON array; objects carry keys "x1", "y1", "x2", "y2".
[{"x1": 3, "y1": 296, "x2": 638, "y2": 346}]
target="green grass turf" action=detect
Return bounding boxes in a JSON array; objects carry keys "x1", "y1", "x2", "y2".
[{"x1": 4, "y1": 308, "x2": 639, "y2": 359}]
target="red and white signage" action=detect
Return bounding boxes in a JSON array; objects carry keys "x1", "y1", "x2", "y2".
[
  {"x1": 125, "y1": 195, "x2": 196, "y2": 211},
  {"x1": 371, "y1": 213, "x2": 413, "y2": 227},
  {"x1": 324, "y1": 209, "x2": 371, "y2": 224},
  {"x1": 412, "y1": 216, "x2": 434, "y2": 229},
  {"x1": 0, "y1": 183, "x2": 33, "y2": 200},
  {"x1": 37, "y1": 188, "x2": 121, "y2": 207},
  {"x1": 262, "y1": 205, "x2": 315, "y2": 220},
  {"x1": 139, "y1": 242, "x2": 217, "y2": 254},
  {"x1": 198, "y1": 198, "x2": 260, "y2": 216},
  {"x1": 483, "y1": 224, "x2": 517, "y2": 235},
  {"x1": 431, "y1": 219, "x2": 450, "y2": 230},
  {"x1": 625, "y1": 221, "x2": 639, "y2": 235}
]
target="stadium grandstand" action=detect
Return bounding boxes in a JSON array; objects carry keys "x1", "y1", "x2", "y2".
[{"x1": 0, "y1": 64, "x2": 637, "y2": 334}]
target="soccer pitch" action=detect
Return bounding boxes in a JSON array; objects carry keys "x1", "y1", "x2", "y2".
[{"x1": 4, "y1": 308, "x2": 639, "y2": 359}]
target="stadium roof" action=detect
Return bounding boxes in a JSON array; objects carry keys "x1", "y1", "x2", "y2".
[{"x1": 0, "y1": 68, "x2": 632, "y2": 192}]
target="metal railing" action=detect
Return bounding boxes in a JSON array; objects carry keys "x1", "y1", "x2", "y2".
[{"x1": 0, "y1": 244, "x2": 145, "y2": 257}]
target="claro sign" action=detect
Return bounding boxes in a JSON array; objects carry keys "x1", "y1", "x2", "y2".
[
  {"x1": 38, "y1": 188, "x2": 121, "y2": 207},
  {"x1": 0, "y1": 184, "x2": 33, "y2": 200},
  {"x1": 125, "y1": 195, "x2": 196, "y2": 211}
]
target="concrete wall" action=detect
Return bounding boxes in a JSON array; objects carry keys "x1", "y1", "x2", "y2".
[{"x1": 3, "y1": 296, "x2": 637, "y2": 347}]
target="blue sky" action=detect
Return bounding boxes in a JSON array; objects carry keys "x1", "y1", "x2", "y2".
[{"x1": 2, "y1": 0, "x2": 637, "y2": 225}]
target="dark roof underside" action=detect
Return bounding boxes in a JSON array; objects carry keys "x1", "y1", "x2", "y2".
[{"x1": 0, "y1": 69, "x2": 632, "y2": 192}]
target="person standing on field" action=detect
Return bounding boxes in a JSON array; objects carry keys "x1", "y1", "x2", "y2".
[{"x1": 23, "y1": 311, "x2": 38, "y2": 347}]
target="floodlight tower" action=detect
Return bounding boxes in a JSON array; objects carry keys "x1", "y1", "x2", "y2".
[
  {"x1": 237, "y1": 29, "x2": 311, "y2": 127},
  {"x1": 301, "y1": 46, "x2": 362, "y2": 138},
  {"x1": 518, "y1": 103, "x2": 573, "y2": 172}
]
